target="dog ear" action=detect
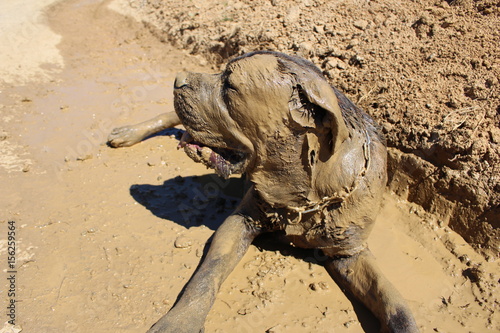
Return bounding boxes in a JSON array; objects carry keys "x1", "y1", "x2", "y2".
[{"x1": 288, "y1": 72, "x2": 349, "y2": 153}]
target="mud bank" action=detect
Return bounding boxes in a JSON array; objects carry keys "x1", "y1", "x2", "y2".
[{"x1": 123, "y1": 0, "x2": 499, "y2": 258}]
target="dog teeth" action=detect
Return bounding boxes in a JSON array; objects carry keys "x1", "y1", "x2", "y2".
[{"x1": 178, "y1": 131, "x2": 194, "y2": 149}]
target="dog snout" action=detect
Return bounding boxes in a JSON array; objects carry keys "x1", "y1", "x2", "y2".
[{"x1": 174, "y1": 72, "x2": 189, "y2": 89}]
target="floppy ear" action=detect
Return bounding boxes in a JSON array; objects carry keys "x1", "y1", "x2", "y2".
[{"x1": 288, "y1": 70, "x2": 349, "y2": 153}]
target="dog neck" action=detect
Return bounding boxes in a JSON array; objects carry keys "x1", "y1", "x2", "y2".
[{"x1": 248, "y1": 125, "x2": 370, "y2": 210}]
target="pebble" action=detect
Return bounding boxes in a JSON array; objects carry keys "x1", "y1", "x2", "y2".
[
  {"x1": 382, "y1": 122, "x2": 394, "y2": 133},
  {"x1": 237, "y1": 308, "x2": 247, "y2": 315},
  {"x1": 326, "y1": 58, "x2": 347, "y2": 70},
  {"x1": 325, "y1": 58, "x2": 339, "y2": 70},
  {"x1": 489, "y1": 128, "x2": 500, "y2": 144},
  {"x1": 314, "y1": 25, "x2": 324, "y2": 34},
  {"x1": 76, "y1": 154, "x2": 93, "y2": 161},
  {"x1": 308, "y1": 281, "x2": 329, "y2": 291},
  {"x1": 174, "y1": 236, "x2": 192, "y2": 249},
  {"x1": 350, "y1": 54, "x2": 365, "y2": 67},
  {"x1": 298, "y1": 42, "x2": 314, "y2": 56},
  {"x1": 284, "y1": 6, "x2": 300, "y2": 26},
  {"x1": 347, "y1": 38, "x2": 360, "y2": 49},
  {"x1": 336, "y1": 59, "x2": 347, "y2": 69},
  {"x1": 353, "y1": 19, "x2": 369, "y2": 30}
]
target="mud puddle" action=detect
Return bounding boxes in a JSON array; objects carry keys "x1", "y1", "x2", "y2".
[{"x1": 0, "y1": 0, "x2": 498, "y2": 332}]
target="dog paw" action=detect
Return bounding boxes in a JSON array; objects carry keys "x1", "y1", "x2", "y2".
[
  {"x1": 146, "y1": 318, "x2": 204, "y2": 333},
  {"x1": 107, "y1": 126, "x2": 143, "y2": 148},
  {"x1": 146, "y1": 309, "x2": 205, "y2": 333}
]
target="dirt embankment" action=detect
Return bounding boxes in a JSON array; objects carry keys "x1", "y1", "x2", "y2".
[{"x1": 125, "y1": 0, "x2": 500, "y2": 257}]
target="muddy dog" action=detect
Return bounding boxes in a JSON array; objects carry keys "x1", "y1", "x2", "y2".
[{"x1": 108, "y1": 51, "x2": 419, "y2": 333}]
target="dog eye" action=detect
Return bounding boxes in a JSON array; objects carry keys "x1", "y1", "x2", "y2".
[{"x1": 224, "y1": 78, "x2": 238, "y2": 92}]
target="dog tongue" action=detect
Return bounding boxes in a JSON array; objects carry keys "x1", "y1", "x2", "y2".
[{"x1": 177, "y1": 130, "x2": 236, "y2": 179}]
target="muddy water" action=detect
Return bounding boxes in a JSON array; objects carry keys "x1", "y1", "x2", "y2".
[{"x1": 0, "y1": 0, "x2": 497, "y2": 332}]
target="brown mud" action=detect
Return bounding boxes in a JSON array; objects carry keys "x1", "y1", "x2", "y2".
[
  {"x1": 128, "y1": 0, "x2": 500, "y2": 258},
  {"x1": 0, "y1": 0, "x2": 498, "y2": 332}
]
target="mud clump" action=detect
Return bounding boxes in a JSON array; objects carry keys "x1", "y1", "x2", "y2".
[{"x1": 128, "y1": 0, "x2": 499, "y2": 257}]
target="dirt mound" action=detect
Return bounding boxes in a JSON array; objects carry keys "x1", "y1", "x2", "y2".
[{"x1": 128, "y1": 0, "x2": 499, "y2": 257}]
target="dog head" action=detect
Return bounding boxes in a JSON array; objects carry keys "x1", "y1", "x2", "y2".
[{"x1": 174, "y1": 51, "x2": 350, "y2": 183}]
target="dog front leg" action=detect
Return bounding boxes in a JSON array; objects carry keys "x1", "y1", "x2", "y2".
[
  {"x1": 147, "y1": 214, "x2": 259, "y2": 333},
  {"x1": 108, "y1": 111, "x2": 181, "y2": 147},
  {"x1": 324, "y1": 249, "x2": 419, "y2": 333}
]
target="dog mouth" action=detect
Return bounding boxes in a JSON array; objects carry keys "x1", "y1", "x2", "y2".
[{"x1": 178, "y1": 131, "x2": 249, "y2": 179}]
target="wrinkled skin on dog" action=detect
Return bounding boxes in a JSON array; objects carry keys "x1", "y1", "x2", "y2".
[{"x1": 108, "y1": 51, "x2": 419, "y2": 333}]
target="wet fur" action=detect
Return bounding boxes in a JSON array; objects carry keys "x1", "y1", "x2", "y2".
[{"x1": 108, "y1": 51, "x2": 419, "y2": 333}]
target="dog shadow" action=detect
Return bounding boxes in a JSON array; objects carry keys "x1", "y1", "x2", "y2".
[
  {"x1": 130, "y1": 174, "x2": 379, "y2": 332},
  {"x1": 146, "y1": 127, "x2": 185, "y2": 141},
  {"x1": 130, "y1": 173, "x2": 245, "y2": 230}
]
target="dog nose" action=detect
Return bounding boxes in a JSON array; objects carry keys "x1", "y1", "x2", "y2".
[{"x1": 174, "y1": 72, "x2": 189, "y2": 89}]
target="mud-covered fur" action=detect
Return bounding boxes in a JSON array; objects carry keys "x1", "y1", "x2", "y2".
[{"x1": 108, "y1": 51, "x2": 419, "y2": 333}]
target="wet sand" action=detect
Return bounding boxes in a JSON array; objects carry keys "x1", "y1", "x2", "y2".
[{"x1": 0, "y1": 0, "x2": 497, "y2": 332}]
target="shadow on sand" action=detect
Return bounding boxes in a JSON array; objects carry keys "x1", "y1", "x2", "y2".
[
  {"x1": 130, "y1": 172, "x2": 380, "y2": 332},
  {"x1": 130, "y1": 173, "x2": 245, "y2": 230}
]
